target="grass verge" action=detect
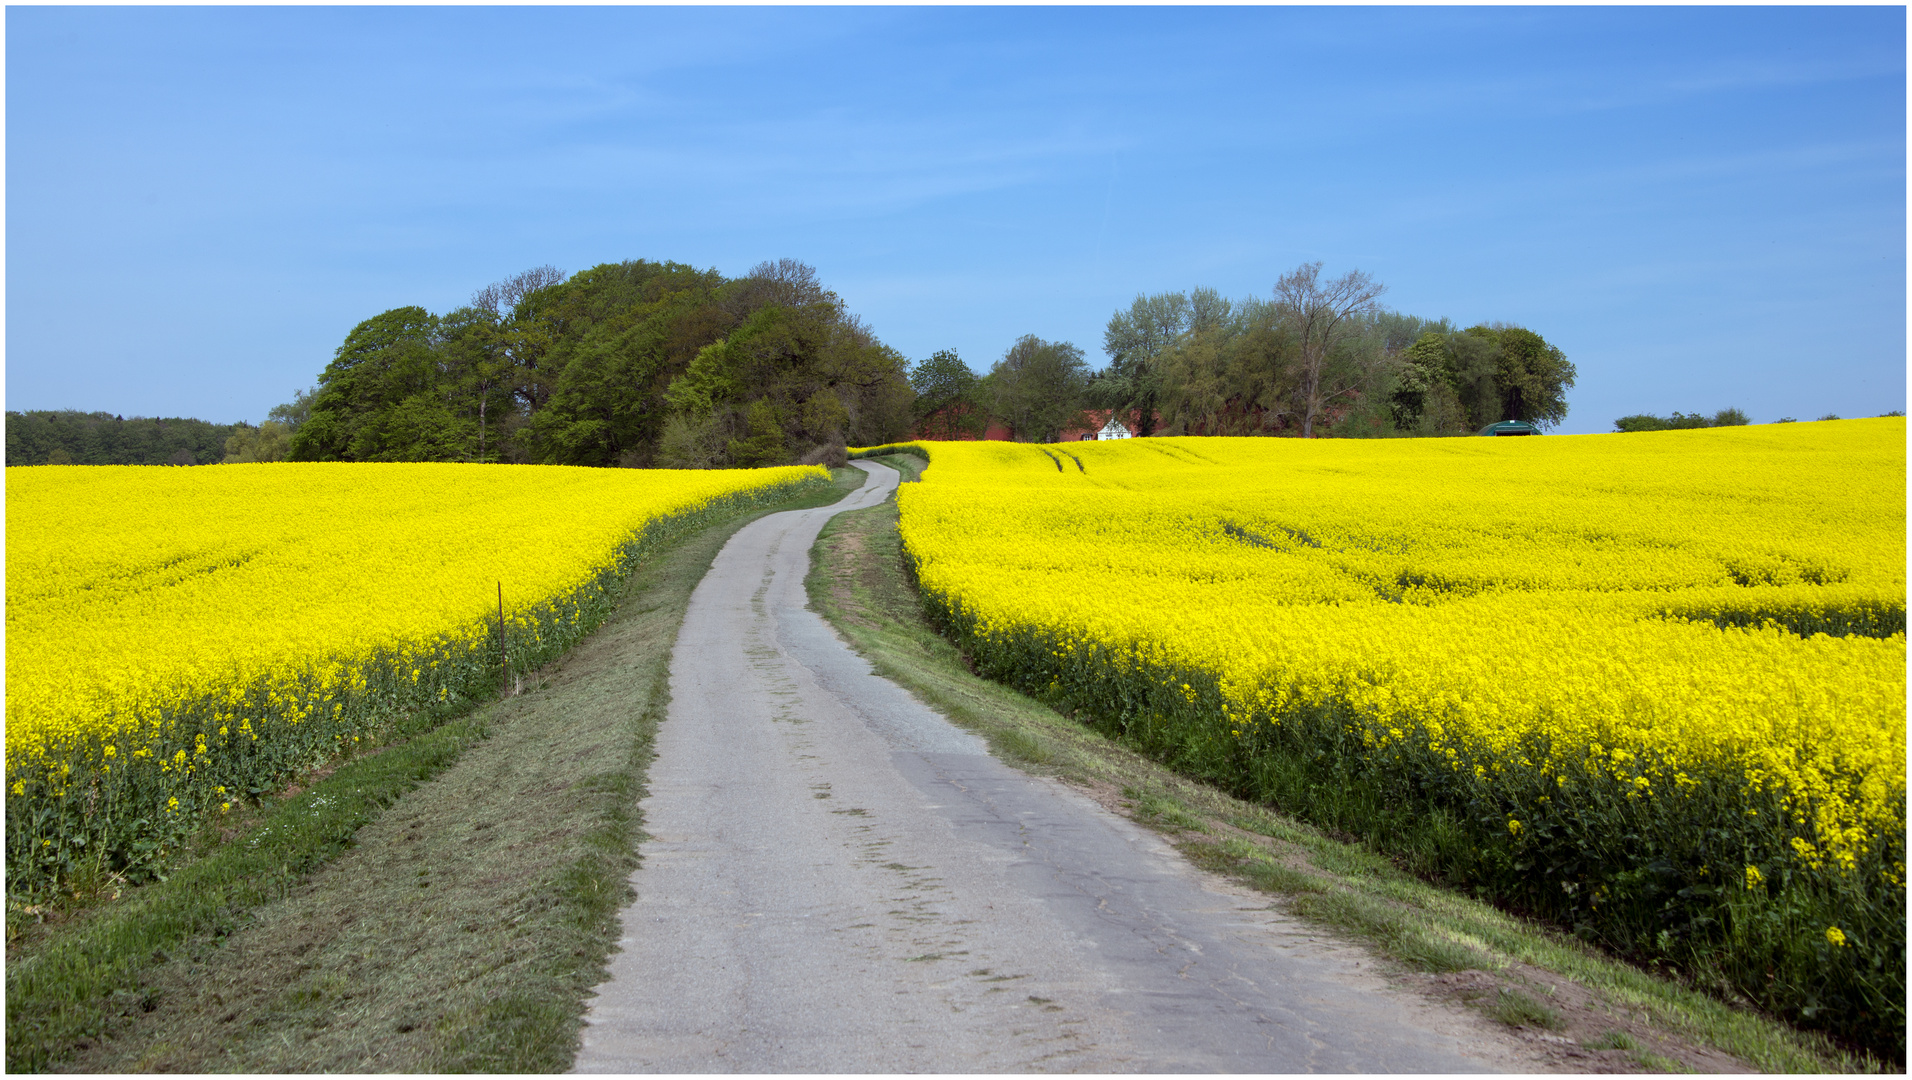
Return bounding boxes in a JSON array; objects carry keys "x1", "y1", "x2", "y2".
[
  {"x1": 7, "y1": 466, "x2": 867, "y2": 1074},
  {"x1": 806, "y1": 482, "x2": 1878, "y2": 1075}
]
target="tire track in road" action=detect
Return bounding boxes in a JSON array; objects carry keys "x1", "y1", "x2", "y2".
[{"x1": 574, "y1": 461, "x2": 1534, "y2": 1073}]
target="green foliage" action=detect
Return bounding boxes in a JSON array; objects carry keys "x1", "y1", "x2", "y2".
[
  {"x1": 267, "y1": 388, "x2": 316, "y2": 431},
  {"x1": 4, "y1": 708, "x2": 492, "y2": 1074},
  {"x1": 726, "y1": 398, "x2": 789, "y2": 467},
  {"x1": 653, "y1": 412, "x2": 727, "y2": 470},
  {"x1": 1489, "y1": 988, "x2": 1565, "y2": 1030},
  {"x1": 222, "y1": 421, "x2": 292, "y2": 463},
  {"x1": 909, "y1": 349, "x2": 987, "y2": 438},
  {"x1": 5, "y1": 411, "x2": 239, "y2": 467},
  {"x1": 1614, "y1": 409, "x2": 1752, "y2": 433},
  {"x1": 288, "y1": 306, "x2": 442, "y2": 462},
  {"x1": 286, "y1": 259, "x2": 914, "y2": 468},
  {"x1": 987, "y1": 335, "x2": 1090, "y2": 442},
  {"x1": 1093, "y1": 292, "x2": 1195, "y2": 436},
  {"x1": 1104, "y1": 270, "x2": 1571, "y2": 439},
  {"x1": 1485, "y1": 325, "x2": 1576, "y2": 428}
]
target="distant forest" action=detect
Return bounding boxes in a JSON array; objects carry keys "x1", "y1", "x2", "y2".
[{"x1": 6, "y1": 412, "x2": 241, "y2": 467}]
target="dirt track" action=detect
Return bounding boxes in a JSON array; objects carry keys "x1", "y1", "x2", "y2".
[{"x1": 573, "y1": 461, "x2": 1545, "y2": 1073}]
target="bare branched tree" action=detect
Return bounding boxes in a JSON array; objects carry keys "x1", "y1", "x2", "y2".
[
  {"x1": 470, "y1": 265, "x2": 567, "y2": 316},
  {"x1": 1273, "y1": 262, "x2": 1387, "y2": 437},
  {"x1": 744, "y1": 257, "x2": 830, "y2": 309}
]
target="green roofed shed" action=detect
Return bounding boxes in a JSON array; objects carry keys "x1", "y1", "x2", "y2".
[{"x1": 1477, "y1": 420, "x2": 1540, "y2": 436}]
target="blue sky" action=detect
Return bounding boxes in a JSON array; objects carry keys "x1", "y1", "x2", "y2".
[{"x1": 7, "y1": 6, "x2": 1905, "y2": 434}]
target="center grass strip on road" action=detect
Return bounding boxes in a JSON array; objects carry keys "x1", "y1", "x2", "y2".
[
  {"x1": 7, "y1": 467, "x2": 867, "y2": 1074},
  {"x1": 807, "y1": 457, "x2": 1874, "y2": 1075}
]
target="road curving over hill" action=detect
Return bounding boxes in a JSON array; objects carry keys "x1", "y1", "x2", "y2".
[{"x1": 573, "y1": 460, "x2": 1536, "y2": 1073}]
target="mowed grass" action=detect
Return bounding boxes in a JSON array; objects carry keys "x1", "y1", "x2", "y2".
[
  {"x1": 6, "y1": 467, "x2": 868, "y2": 1074},
  {"x1": 808, "y1": 457, "x2": 1877, "y2": 1075}
]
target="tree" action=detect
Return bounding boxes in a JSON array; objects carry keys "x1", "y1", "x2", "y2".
[
  {"x1": 1272, "y1": 263, "x2": 1387, "y2": 437},
  {"x1": 1614, "y1": 410, "x2": 1729, "y2": 432},
  {"x1": 735, "y1": 257, "x2": 830, "y2": 311},
  {"x1": 727, "y1": 398, "x2": 788, "y2": 467},
  {"x1": 1093, "y1": 292, "x2": 1191, "y2": 436},
  {"x1": 268, "y1": 388, "x2": 317, "y2": 430},
  {"x1": 222, "y1": 421, "x2": 292, "y2": 463},
  {"x1": 535, "y1": 321, "x2": 680, "y2": 465},
  {"x1": 5, "y1": 411, "x2": 236, "y2": 466},
  {"x1": 288, "y1": 258, "x2": 912, "y2": 467},
  {"x1": 1446, "y1": 330, "x2": 1505, "y2": 429},
  {"x1": 988, "y1": 335, "x2": 1090, "y2": 442},
  {"x1": 1389, "y1": 333, "x2": 1442, "y2": 430},
  {"x1": 1150, "y1": 293, "x2": 1296, "y2": 436},
  {"x1": 1488, "y1": 326, "x2": 1576, "y2": 429},
  {"x1": 1614, "y1": 414, "x2": 1668, "y2": 432},
  {"x1": 470, "y1": 265, "x2": 566, "y2": 317},
  {"x1": 654, "y1": 412, "x2": 727, "y2": 469},
  {"x1": 439, "y1": 306, "x2": 519, "y2": 462},
  {"x1": 289, "y1": 306, "x2": 440, "y2": 461},
  {"x1": 910, "y1": 349, "x2": 985, "y2": 438}
]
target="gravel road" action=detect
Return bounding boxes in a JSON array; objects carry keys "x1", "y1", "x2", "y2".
[{"x1": 574, "y1": 461, "x2": 1527, "y2": 1073}]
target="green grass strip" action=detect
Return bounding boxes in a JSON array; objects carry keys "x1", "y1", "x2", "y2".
[{"x1": 5, "y1": 708, "x2": 488, "y2": 1072}]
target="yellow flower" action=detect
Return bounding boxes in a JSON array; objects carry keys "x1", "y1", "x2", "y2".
[
  {"x1": 1826, "y1": 926, "x2": 1848, "y2": 948},
  {"x1": 877, "y1": 425, "x2": 1905, "y2": 905},
  {"x1": 6, "y1": 461, "x2": 827, "y2": 879},
  {"x1": 1507, "y1": 818, "x2": 1523, "y2": 837},
  {"x1": 1745, "y1": 865, "x2": 1764, "y2": 889}
]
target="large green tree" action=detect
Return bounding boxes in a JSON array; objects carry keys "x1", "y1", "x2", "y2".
[
  {"x1": 1483, "y1": 325, "x2": 1576, "y2": 429},
  {"x1": 1092, "y1": 292, "x2": 1191, "y2": 436},
  {"x1": 988, "y1": 335, "x2": 1090, "y2": 442},
  {"x1": 288, "y1": 306, "x2": 442, "y2": 461},
  {"x1": 909, "y1": 349, "x2": 986, "y2": 438}
]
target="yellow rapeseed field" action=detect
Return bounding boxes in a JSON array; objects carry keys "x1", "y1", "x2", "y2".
[
  {"x1": 7, "y1": 461, "x2": 825, "y2": 891},
  {"x1": 872, "y1": 418, "x2": 1905, "y2": 1046}
]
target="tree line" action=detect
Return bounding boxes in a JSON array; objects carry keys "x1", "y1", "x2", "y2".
[
  {"x1": 6, "y1": 395, "x2": 320, "y2": 467},
  {"x1": 1613, "y1": 408, "x2": 1750, "y2": 432},
  {"x1": 911, "y1": 262, "x2": 1577, "y2": 443},
  {"x1": 6, "y1": 411, "x2": 243, "y2": 467},
  {"x1": 11, "y1": 258, "x2": 1587, "y2": 470}
]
